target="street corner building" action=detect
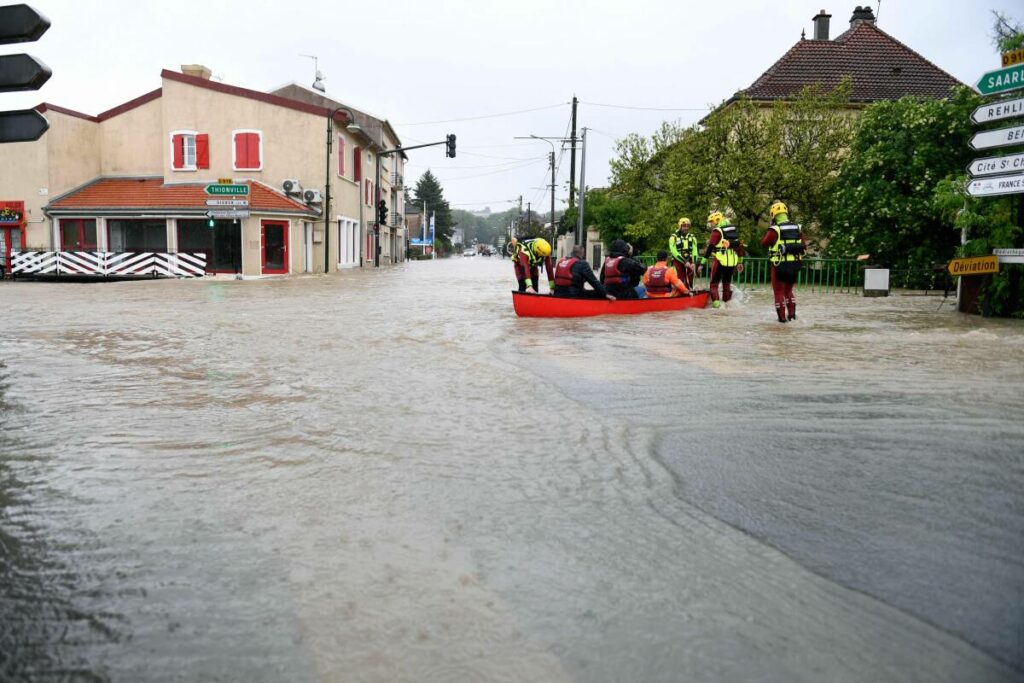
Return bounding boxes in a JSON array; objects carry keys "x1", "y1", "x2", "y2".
[{"x1": 0, "y1": 65, "x2": 409, "y2": 278}]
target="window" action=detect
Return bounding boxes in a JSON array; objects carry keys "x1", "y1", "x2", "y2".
[
  {"x1": 108, "y1": 220, "x2": 167, "y2": 252},
  {"x1": 59, "y1": 219, "x2": 97, "y2": 251},
  {"x1": 178, "y1": 219, "x2": 242, "y2": 273},
  {"x1": 232, "y1": 130, "x2": 263, "y2": 171},
  {"x1": 338, "y1": 136, "x2": 346, "y2": 176},
  {"x1": 170, "y1": 131, "x2": 207, "y2": 170}
]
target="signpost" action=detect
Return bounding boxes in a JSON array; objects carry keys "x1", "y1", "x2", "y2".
[
  {"x1": 967, "y1": 173, "x2": 1024, "y2": 197},
  {"x1": 969, "y1": 124, "x2": 1024, "y2": 150},
  {"x1": 976, "y1": 63, "x2": 1024, "y2": 96},
  {"x1": 970, "y1": 96, "x2": 1024, "y2": 125},
  {"x1": 205, "y1": 199, "x2": 249, "y2": 207},
  {"x1": 204, "y1": 183, "x2": 249, "y2": 196},
  {"x1": 0, "y1": 3, "x2": 51, "y2": 144},
  {"x1": 967, "y1": 151, "x2": 1024, "y2": 177},
  {"x1": 206, "y1": 209, "x2": 249, "y2": 219},
  {"x1": 947, "y1": 255, "x2": 999, "y2": 277},
  {"x1": 993, "y1": 248, "x2": 1024, "y2": 265},
  {"x1": 0, "y1": 108, "x2": 46, "y2": 142}
]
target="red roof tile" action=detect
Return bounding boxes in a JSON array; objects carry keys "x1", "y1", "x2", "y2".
[
  {"x1": 739, "y1": 22, "x2": 963, "y2": 102},
  {"x1": 47, "y1": 177, "x2": 318, "y2": 215}
]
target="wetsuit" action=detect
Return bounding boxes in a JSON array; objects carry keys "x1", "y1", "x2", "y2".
[
  {"x1": 513, "y1": 245, "x2": 554, "y2": 293},
  {"x1": 669, "y1": 231, "x2": 701, "y2": 289},
  {"x1": 599, "y1": 254, "x2": 647, "y2": 300},
  {"x1": 553, "y1": 256, "x2": 609, "y2": 298},
  {"x1": 704, "y1": 224, "x2": 745, "y2": 305},
  {"x1": 761, "y1": 223, "x2": 807, "y2": 321}
]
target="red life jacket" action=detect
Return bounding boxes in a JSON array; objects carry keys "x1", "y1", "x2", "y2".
[
  {"x1": 603, "y1": 256, "x2": 627, "y2": 284},
  {"x1": 554, "y1": 257, "x2": 578, "y2": 287},
  {"x1": 646, "y1": 265, "x2": 672, "y2": 295}
]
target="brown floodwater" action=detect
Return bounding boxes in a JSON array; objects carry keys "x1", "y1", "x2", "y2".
[{"x1": 1, "y1": 258, "x2": 1022, "y2": 682}]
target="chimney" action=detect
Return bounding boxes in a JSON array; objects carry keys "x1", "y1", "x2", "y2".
[
  {"x1": 180, "y1": 64, "x2": 212, "y2": 80},
  {"x1": 812, "y1": 9, "x2": 832, "y2": 40},
  {"x1": 849, "y1": 5, "x2": 876, "y2": 29}
]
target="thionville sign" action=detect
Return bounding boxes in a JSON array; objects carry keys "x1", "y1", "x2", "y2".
[
  {"x1": 967, "y1": 173, "x2": 1024, "y2": 197},
  {"x1": 967, "y1": 151, "x2": 1024, "y2": 177},
  {"x1": 969, "y1": 124, "x2": 1024, "y2": 151},
  {"x1": 970, "y1": 96, "x2": 1024, "y2": 125},
  {"x1": 976, "y1": 63, "x2": 1024, "y2": 96},
  {"x1": 993, "y1": 248, "x2": 1024, "y2": 265},
  {"x1": 947, "y1": 255, "x2": 999, "y2": 276},
  {"x1": 204, "y1": 183, "x2": 249, "y2": 196}
]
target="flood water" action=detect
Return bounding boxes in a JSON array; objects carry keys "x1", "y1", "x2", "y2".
[{"x1": 1, "y1": 258, "x2": 1022, "y2": 682}]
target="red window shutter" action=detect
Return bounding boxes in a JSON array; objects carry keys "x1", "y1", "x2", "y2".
[
  {"x1": 172, "y1": 134, "x2": 184, "y2": 169},
  {"x1": 196, "y1": 134, "x2": 209, "y2": 169},
  {"x1": 338, "y1": 136, "x2": 345, "y2": 175},
  {"x1": 247, "y1": 133, "x2": 261, "y2": 168},
  {"x1": 234, "y1": 134, "x2": 248, "y2": 169},
  {"x1": 364, "y1": 179, "x2": 369, "y2": 204},
  {"x1": 354, "y1": 146, "x2": 362, "y2": 181}
]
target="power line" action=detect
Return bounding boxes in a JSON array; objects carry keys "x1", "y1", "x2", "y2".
[
  {"x1": 432, "y1": 158, "x2": 546, "y2": 182},
  {"x1": 406, "y1": 156, "x2": 546, "y2": 170},
  {"x1": 580, "y1": 100, "x2": 711, "y2": 112},
  {"x1": 395, "y1": 102, "x2": 569, "y2": 126}
]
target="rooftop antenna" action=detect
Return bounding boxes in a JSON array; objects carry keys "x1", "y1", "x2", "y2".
[{"x1": 300, "y1": 54, "x2": 326, "y2": 92}]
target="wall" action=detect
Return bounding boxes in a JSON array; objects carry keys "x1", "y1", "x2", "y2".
[
  {"x1": 101, "y1": 97, "x2": 162, "y2": 175},
  {"x1": 0, "y1": 133, "x2": 49, "y2": 248}
]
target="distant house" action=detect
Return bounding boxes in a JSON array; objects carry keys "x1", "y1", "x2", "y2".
[{"x1": 709, "y1": 5, "x2": 964, "y2": 120}]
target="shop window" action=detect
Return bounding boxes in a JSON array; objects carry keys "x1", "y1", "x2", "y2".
[
  {"x1": 232, "y1": 130, "x2": 263, "y2": 171},
  {"x1": 178, "y1": 219, "x2": 242, "y2": 273},
  {"x1": 171, "y1": 131, "x2": 208, "y2": 170},
  {"x1": 108, "y1": 220, "x2": 167, "y2": 252},
  {"x1": 59, "y1": 219, "x2": 97, "y2": 251}
]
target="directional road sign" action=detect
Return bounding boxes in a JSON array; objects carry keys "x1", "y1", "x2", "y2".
[
  {"x1": 205, "y1": 199, "x2": 249, "y2": 206},
  {"x1": 967, "y1": 151, "x2": 1024, "y2": 177},
  {"x1": 205, "y1": 183, "x2": 249, "y2": 196},
  {"x1": 0, "y1": 4, "x2": 51, "y2": 44},
  {"x1": 969, "y1": 124, "x2": 1024, "y2": 151},
  {"x1": 993, "y1": 248, "x2": 1024, "y2": 265},
  {"x1": 971, "y1": 96, "x2": 1024, "y2": 125},
  {"x1": 207, "y1": 209, "x2": 250, "y2": 219},
  {"x1": 0, "y1": 108, "x2": 47, "y2": 142},
  {"x1": 0, "y1": 53, "x2": 50, "y2": 92},
  {"x1": 948, "y1": 255, "x2": 999, "y2": 277},
  {"x1": 976, "y1": 63, "x2": 1024, "y2": 96},
  {"x1": 967, "y1": 172, "x2": 1024, "y2": 198}
]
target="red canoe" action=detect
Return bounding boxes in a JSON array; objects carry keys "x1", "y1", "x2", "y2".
[{"x1": 512, "y1": 291, "x2": 710, "y2": 318}]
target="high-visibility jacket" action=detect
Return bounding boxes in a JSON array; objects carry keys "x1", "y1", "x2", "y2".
[
  {"x1": 710, "y1": 224, "x2": 741, "y2": 267},
  {"x1": 670, "y1": 231, "x2": 700, "y2": 264},
  {"x1": 768, "y1": 223, "x2": 805, "y2": 265}
]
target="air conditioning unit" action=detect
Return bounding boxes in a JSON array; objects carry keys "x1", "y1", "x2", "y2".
[
  {"x1": 303, "y1": 189, "x2": 322, "y2": 204},
  {"x1": 282, "y1": 179, "x2": 303, "y2": 195}
]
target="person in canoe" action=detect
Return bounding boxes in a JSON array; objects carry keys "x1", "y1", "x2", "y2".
[
  {"x1": 599, "y1": 239, "x2": 647, "y2": 300},
  {"x1": 703, "y1": 211, "x2": 745, "y2": 309},
  {"x1": 510, "y1": 237, "x2": 554, "y2": 294},
  {"x1": 643, "y1": 251, "x2": 693, "y2": 298},
  {"x1": 553, "y1": 245, "x2": 616, "y2": 300},
  {"x1": 669, "y1": 217, "x2": 702, "y2": 290},
  {"x1": 761, "y1": 200, "x2": 807, "y2": 323}
]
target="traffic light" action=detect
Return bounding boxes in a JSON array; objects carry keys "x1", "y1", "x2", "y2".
[
  {"x1": 377, "y1": 199, "x2": 388, "y2": 225},
  {"x1": 0, "y1": 4, "x2": 51, "y2": 144},
  {"x1": 446, "y1": 133, "x2": 456, "y2": 158},
  {"x1": 206, "y1": 212, "x2": 216, "y2": 228}
]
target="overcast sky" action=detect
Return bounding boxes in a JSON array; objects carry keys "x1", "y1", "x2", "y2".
[{"x1": 5, "y1": 0, "x2": 1021, "y2": 215}]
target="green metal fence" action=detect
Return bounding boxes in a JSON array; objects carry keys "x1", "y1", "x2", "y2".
[{"x1": 636, "y1": 256, "x2": 864, "y2": 293}]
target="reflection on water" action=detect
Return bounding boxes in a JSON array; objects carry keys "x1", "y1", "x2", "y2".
[{"x1": 0, "y1": 260, "x2": 1021, "y2": 682}]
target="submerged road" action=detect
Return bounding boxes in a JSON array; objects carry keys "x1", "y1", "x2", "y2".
[{"x1": 1, "y1": 258, "x2": 1022, "y2": 682}]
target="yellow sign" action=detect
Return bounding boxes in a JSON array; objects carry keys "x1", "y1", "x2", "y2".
[
  {"x1": 1003, "y1": 49, "x2": 1024, "y2": 68},
  {"x1": 947, "y1": 255, "x2": 999, "y2": 276},
  {"x1": 217, "y1": 177, "x2": 233, "y2": 184}
]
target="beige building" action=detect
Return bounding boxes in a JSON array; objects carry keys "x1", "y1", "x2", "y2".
[{"x1": 0, "y1": 65, "x2": 407, "y2": 276}]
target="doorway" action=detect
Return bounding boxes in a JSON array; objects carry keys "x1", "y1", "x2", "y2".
[{"x1": 261, "y1": 220, "x2": 289, "y2": 275}]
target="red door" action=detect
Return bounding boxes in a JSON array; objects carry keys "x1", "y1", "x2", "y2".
[
  {"x1": 261, "y1": 220, "x2": 288, "y2": 275},
  {"x1": 0, "y1": 227, "x2": 23, "y2": 274}
]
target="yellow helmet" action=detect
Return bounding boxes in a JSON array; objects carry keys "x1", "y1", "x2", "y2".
[
  {"x1": 677, "y1": 217, "x2": 691, "y2": 229},
  {"x1": 531, "y1": 238, "x2": 551, "y2": 257},
  {"x1": 707, "y1": 211, "x2": 724, "y2": 228},
  {"x1": 769, "y1": 201, "x2": 788, "y2": 220}
]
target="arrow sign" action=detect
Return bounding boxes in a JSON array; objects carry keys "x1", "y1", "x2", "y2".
[
  {"x1": 207, "y1": 209, "x2": 249, "y2": 219},
  {"x1": 971, "y1": 96, "x2": 1024, "y2": 125},
  {"x1": 967, "y1": 152, "x2": 1024, "y2": 177},
  {"x1": 967, "y1": 172, "x2": 1024, "y2": 198},
  {"x1": 0, "y1": 109, "x2": 48, "y2": 142},
  {"x1": 205, "y1": 183, "x2": 249, "y2": 196},
  {"x1": 969, "y1": 124, "x2": 1024, "y2": 151},
  {"x1": 0, "y1": 53, "x2": 51, "y2": 92},
  {"x1": 205, "y1": 199, "x2": 249, "y2": 206},
  {"x1": 0, "y1": 4, "x2": 51, "y2": 44},
  {"x1": 977, "y1": 63, "x2": 1024, "y2": 96}
]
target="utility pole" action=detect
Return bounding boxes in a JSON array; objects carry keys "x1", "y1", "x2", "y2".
[
  {"x1": 549, "y1": 150, "x2": 556, "y2": 255},
  {"x1": 576, "y1": 128, "x2": 588, "y2": 256},
  {"x1": 569, "y1": 95, "x2": 578, "y2": 212},
  {"x1": 527, "y1": 202, "x2": 532, "y2": 232}
]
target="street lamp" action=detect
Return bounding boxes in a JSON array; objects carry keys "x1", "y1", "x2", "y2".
[{"x1": 325, "y1": 106, "x2": 362, "y2": 273}]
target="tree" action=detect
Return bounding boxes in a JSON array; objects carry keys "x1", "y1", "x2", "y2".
[
  {"x1": 826, "y1": 88, "x2": 982, "y2": 276},
  {"x1": 991, "y1": 10, "x2": 1024, "y2": 52},
  {"x1": 410, "y1": 170, "x2": 453, "y2": 248}
]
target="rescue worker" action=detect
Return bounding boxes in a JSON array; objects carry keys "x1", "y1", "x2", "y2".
[
  {"x1": 669, "y1": 217, "x2": 702, "y2": 289},
  {"x1": 761, "y1": 200, "x2": 807, "y2": 323},
  {"x1": 643, "y1": 250, "x2": 692, "y2": 298},
  {"x1": 553, "y1": 245, "x2": 616, "y2": 300},
  {"x1": 703, "y1": 211, "x2": 745, "y2": 308},
  {"x1": 599, "y1": 238, "x2": 647, "y2": 300},
  {"x1": 510, "y1": 237, "x2": 554, "y2": 294}
]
